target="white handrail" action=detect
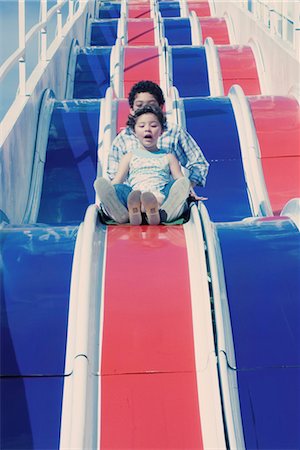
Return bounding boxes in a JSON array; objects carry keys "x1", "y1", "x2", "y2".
[{"x1": 0, "y1": 0, "x2": 87, "y2": 116}]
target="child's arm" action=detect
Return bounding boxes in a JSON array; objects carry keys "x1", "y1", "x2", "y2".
[
  {"x1": 111, "y1": 152, "x2": 132, "y2": 185},
  {"x1": 168, "y1": 153, "x2": 185, "y2": 180}
]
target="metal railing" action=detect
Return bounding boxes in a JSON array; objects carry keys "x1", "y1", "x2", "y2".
[
  {"x1": 0, "y1": 0, "x2": 90, "y2": 122},
  {"x1": 241, "y1": 0, "x2": 300, "y2": 56}
]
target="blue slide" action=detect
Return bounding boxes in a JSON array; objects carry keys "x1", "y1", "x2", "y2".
[
  {"x1": 181, "y1": 96, "x2": 252, "y2": 221},
  {"x1": 0, "y1": 224, "x2": 77, "y2": 449},
  {"x1": 36, "y1": 97, "x2": 100, "y2": 224},
  {"x1": 215, "y1": 216, "x2": 300, "y2": 449}
]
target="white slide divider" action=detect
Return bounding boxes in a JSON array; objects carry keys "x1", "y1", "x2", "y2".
[
  {"x1": 204, "y1": 37, "x2": 224, "y2": 96},
  {"x1": 60, "y1": 204, "x2": 107, "y2": 449},
  {"x1": 229, "y1": 84, "x2": 273, "y2": 217},
  {"x1": 184, "y1": 204, "x2": 226, "y2": 449},
  {"x1": 199, "y1": 202, "x2": 246, "y2": 450}
]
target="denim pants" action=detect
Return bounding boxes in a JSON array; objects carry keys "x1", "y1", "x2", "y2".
[{"x1": 114, "y1": 181, "x2": 175, "y2": 208}]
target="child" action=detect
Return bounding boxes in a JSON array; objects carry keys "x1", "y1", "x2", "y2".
[{"x1": 94, "y1": 105, "x2": 191, "y2": 225}]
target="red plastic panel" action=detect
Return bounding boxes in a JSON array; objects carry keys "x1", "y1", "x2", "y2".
[
  {"x1": 249, "y1": 96, "x2": 300, "y2": 213},
  {"x1": 187, "y1": 0, "x2": 211, "y2": 17},
  {"x1": 127, "y1": 19, "x2": 155, "y2": 46},
  {"x1": 100, "y1": 225, "x2": 203, "y2": 448},
  {"x1": 116, "y1": 99, "x2": 130, "y2": 133},
  {"x1": 261, "y1": 157, "x2": 300, "y2": 214},
  {"x1": 101, "y1": 373, "x2": 203, "y2": 449},
  {"x1": 101, "y1": 225, "x2": 196, "y2": 374},
  {"x1": 128, "y1": 4, "x2": 151, "y2": 18},
  {"x1": 218, "y1": 46, "x2": 261, "y2": 95},
  {"x1": 123, "y1": 47, "x2": 160, "y2": 97},
  {"x1": 248, "y1": 96, "x2": 300, "y2": 157},
  {"x1": 199, "y1": 17, "x2": 230, "y2": 44}
]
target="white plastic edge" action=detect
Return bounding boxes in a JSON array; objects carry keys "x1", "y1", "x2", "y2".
[
  {"x1": 183, "y1": 204, "x2": 226, "y2": 450},
  {"x1": 97, "y1": 87, "x2": 114, "y2": 184},
  {"x1": 176, "y1": 97, "x2": 187, "y2": 130},
  {"x1": 248, "y1": 38, "x2": 268, "y2": 95},
  {"x1": 159, "y1": 40, "x2": 169, "y2": 98},
  {"x1": 118, "y1": 13, "x2": 127, "y2": 45},
  {"x1": 96, "y1": 96, "x2": 105, "y2": 179},
  {"x1": 179, "y1": 0, "x2": 189, "y2": 17},
  {"x1": 110, "y1": 39, "x2": 123, "y2": 98},
  {"x1": 60, "y1": 204, "x2": 100, "y2": 449},
  {"x1": 281, "y1": 198, "x2": 300, "y2": 231},
  {"x1": 120, "y1": 0, "x2": 127, "y2": 18},
  {"x1": 204, "y1": 37, "x2": 224, "y2": 96},
  {"x1": 199, "y1": 202, "x2": 246, "y2": 450},
  {"x1": 190, "y1": 11, "x2": 202, "y2": 45},
  {"x1": 153, "y1": 10, "x2": 161, "y2": 46},
  {"x1": 288, "y1": 84, "x2": 300, "y2": 103},
  {"x1": 166, "y1": 85, "x2": 180, "y2": 124},
  {"x1": 223, "y1": 11, "x2": 236, "y2": 44},
  {"x1": 229, "y1": 84, "x2": 273, "y2": 217},
  {"x1": 23, "y1": 89, "x2": 56, "y2": 223},
  {"x1": 208, "y1": 0, "x2": 216, "y2": 17}
]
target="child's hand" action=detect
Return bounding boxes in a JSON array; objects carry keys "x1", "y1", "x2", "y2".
[{"x1": 189, "y1": 187, "x2": 208, "y2": 201}]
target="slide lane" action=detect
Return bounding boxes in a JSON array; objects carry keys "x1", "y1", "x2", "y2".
[
  {"x1": 101, "y1": 224, "x2": 203, "y2": 449},
  {"x1": 0, "y1": 224, "x2": 77, "y2": 449},
  {"x1": 97, "y1": 206, "x2": 226, "y2": 449},
  {"x1": 29, "y1": 96, "x2": 101, "y2": 225},
  {"x1": 214, "y1": 215, "x2": 300, "y2": 449},
  {"x1": 248, "y1": 95, "x2": 300, "y2": 214},
  {"x1": 180, "y1": 96, "x2": 252, "y2": 221}
]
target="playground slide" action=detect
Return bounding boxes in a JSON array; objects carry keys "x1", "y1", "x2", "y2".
[{"x1": 1, "y1": 1, "x2": 300, "y2": 448}]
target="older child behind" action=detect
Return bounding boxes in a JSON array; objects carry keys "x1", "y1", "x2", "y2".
[{"x1": 94, "y1": 105, "x2": 190, "y2": 225}]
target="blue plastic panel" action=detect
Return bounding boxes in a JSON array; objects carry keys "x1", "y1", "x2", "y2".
[
  {"x1": 237, "y1": 367, "x2": 300, "y2": 449},
  {"x1": 159, "y1": 1, "x2": 181, "y2": 17},
  {"x1": 216, "y1": 217, "x2": 300, "y2": 368},
  {"x1": 171, "y1": 46, "x2": 210, "y2": 97},
  {"x1": 183, "y1": 97, "x2": 251, "y2": 221},
  {"x1": 90, "y1": 20, "x2": 118, "y2": 46},
  {"x1": 73, "y1": 48, "x2": 111, "y2": 99},
  {"x1": 37, "y1": 100, "x2": 100, "y2": 224},
  {"x1": 0, "y1": 226, "x2": 77, "y2": 375},
  {"x1": 99, "y1": 2, "x2": 121, "y2": 18},
  {"x1": 164, "y1": 18, "x2": 192, "y2": 45},
  {"x1": 216, "y1": 217, "x2": 300, "y2": 448},
  {"x1": 1, "y1": 376, "x2": 65, "y2": 449}
]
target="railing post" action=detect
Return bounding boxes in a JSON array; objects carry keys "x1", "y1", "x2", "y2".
[
  {"x1": 18, "y1": 0, "x2": 26, "y2": 95},
  {"x1": 57, "y1": 0, "x2": 63, "y2": 38},
  {"x1": 41, "y1": 0, "x2": 48, "y2": 61},
  {"x1": 69, "y1": 0, "x2": 74, "y2": 19}
]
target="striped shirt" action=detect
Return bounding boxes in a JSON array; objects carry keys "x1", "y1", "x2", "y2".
[{"x1": 107, "y1": 122, "x2": 209, "y2": 186}]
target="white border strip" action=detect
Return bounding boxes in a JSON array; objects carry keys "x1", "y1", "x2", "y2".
[
  {"x1": 60, "y1": 204, "x2": 106, "y2": 449},
  {"x1": 204, "y1": 37, "x2": 224, "y2": 96},
  {"x1": 96, "y1": 226, "x2": 109, "y2": 449},
  {"x1": 223, "y1": 12, "x2": 236, "y2": 44},
  {"x1": 184, "y1": 204, "x2": 226, "y2": 449},
  {"x1": 199, "y1": 202, "x2": 245, "y2": 450},
  {"x1": 159, "y1": 41, "x2": 168, "y2": 98},
  {"x1": 248, "y1": 38, "x2": 268, "y2": 95},
  {"x1": 229, "y1": 84, "x2": 273, "y2": 217},
  {"x1": 281, "y1": 198, "x2": 300, "y2": 231},
  {"x1": 190, "y1": 12, "x2": 202, "y2": 45}
]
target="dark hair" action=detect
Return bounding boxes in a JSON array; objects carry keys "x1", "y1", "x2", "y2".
[
  {"x1": 127, "y1": 105, "x2": 167, "y2": 130},
  {"x1": 128, "y1": 80, "x2": 165, "y2": 108}
]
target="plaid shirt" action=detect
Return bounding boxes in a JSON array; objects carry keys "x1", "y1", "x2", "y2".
[{"x1": 107, "y1": 122, "x2": 209, "y2": 186}]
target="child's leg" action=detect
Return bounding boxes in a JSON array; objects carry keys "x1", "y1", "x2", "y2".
[
  {"x1": 94, "y1": 178, "x2": 129, "y2": 223},
  {"x1": 160, "y1": 178, "x2": 190, "y2": 222}
]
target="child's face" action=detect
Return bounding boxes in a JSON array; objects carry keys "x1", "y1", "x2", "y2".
[
  {"x1": 131, "y1": 92, "x2": 160, "y2": 114},
  {"x1": 134, "y1": 113, "x2": 162, "y2": 151}
]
